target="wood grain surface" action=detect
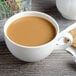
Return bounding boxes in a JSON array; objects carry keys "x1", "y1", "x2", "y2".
[{"x1": 0, "y1": 0, "x2": 76, "y2": 76}]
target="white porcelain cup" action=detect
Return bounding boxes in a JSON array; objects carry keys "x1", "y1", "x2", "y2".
[{"x1": 4, "y1": 11, "x2": 73, "y2": 62}]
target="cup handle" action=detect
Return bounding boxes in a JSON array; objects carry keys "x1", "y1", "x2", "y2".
[{"x1": 55, "y1": 32, "x2": 73, "y2": 50}]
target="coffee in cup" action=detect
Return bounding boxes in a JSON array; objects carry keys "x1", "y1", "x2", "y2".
[{"x1": 7, "y1": 16, "x2": 56, "y2": 46}]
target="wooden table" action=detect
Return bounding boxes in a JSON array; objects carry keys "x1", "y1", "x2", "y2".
[{"x1": 0, "y1": 0, "x2": 76, "y2": 76}]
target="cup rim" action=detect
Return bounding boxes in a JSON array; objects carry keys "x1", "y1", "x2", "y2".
[{"x1": 4, "y1": 11, "x2": 59, "y2": 48}]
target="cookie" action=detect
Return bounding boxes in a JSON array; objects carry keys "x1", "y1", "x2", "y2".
[{"x1": 69, "y1": 28, "x2": 76, "y2": 47}]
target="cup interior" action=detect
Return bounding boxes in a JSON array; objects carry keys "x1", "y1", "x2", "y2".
[{"x1": 4, "y1": 11, "x2": 59, "y2": 48}]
